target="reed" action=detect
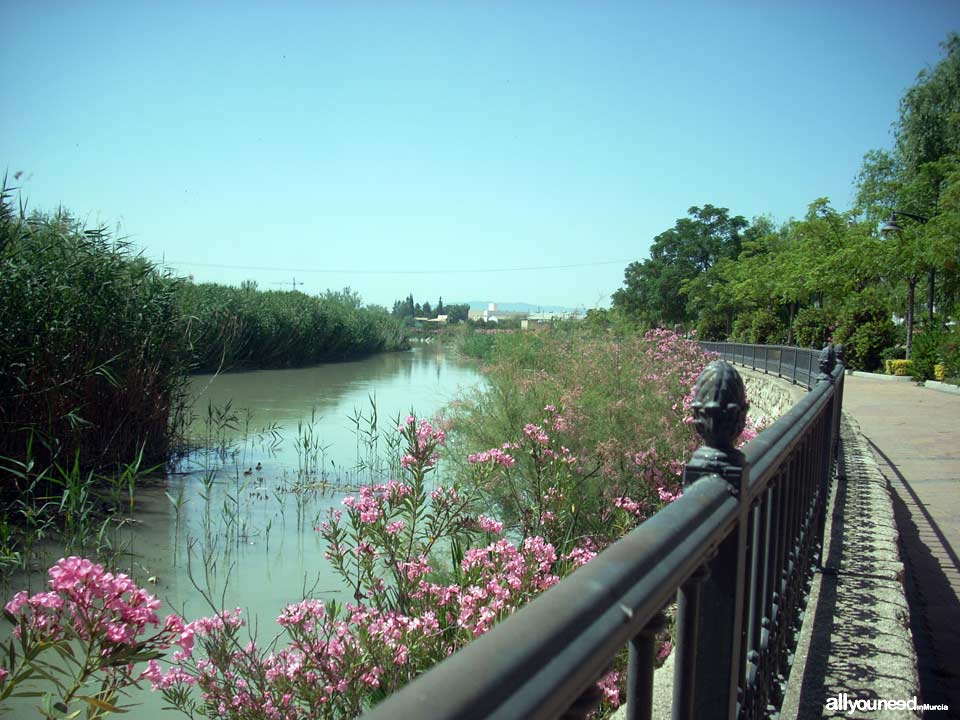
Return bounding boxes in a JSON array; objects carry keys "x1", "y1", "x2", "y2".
[
  {"x1": 179, "y1": 283, "x2": 409, "y2": 373},
  {"x1": 0, "y1": 198, "x2": 189, "y2": 476}
]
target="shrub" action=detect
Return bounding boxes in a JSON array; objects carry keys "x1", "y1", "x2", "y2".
[
  {"x1": 694, "y1": 308, "x2": 728, "y2": 341},
  {"x1": 731, "y1": 308, "x2": 785, "y2": 344},
  {"x1": 3, "y1": 418, "x2": 652, "y2": 719},
  {"x1": 793, "y1": 306, "x2": 836, "y2": 349},
  {"x1": 881, "y1": 345, "x2": 907, "y2": 361},
  {"x1": 884, "y1": 359, "x2": 913, "y2": 376},
  {"x1": 447, "y1": 328, "x2": 764, "y2": 548},
  {"x1": 837, "y1": 320, "x2": 897, "y2": 372},
  {"x1": 910, "y1": 327, "x2": 945, "y2": 381},
  {"x1": 938, "y1": 326, "x2": 960, "y2": 379},
  {"x1": 832, "y1": 289, "x2": 897, "y2": 372},
  {"x1": 180, "y1": 284, "x2": 408, "y2": 373}
]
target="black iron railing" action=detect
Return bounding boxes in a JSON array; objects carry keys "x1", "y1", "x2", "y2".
[
  {"x1": 361, "y1": 343, "x2": 845, "y2": 720},
  {"x1": 699, "y1": 342, "x2": 827, "y2": 390}
]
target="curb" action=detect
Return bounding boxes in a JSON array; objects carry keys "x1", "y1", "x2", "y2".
[
  {"x1": 780, "y1": 415, "x2": 918, "y2": 719},
  {"x1": 849, "y1": 370, "x2": 914, "y2": 382},
  {"x1": 923, "y1": 380, "x2": 960, "y2": 396}
]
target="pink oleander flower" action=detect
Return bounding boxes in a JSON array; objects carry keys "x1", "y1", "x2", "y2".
[
  {"x1": 468, "y1": 448, "x2": 516, "y2": 467},
  {"x1": 522, "y1": 423, "x2": 550, "y2": 446},
  {"x1": 657, "y1": 640, "x2": 673, "y2": 663},
  {"x1": 476, "y1": 515, "x2": 504, "y2": 534}
]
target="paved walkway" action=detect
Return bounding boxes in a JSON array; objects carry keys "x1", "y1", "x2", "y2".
[{"x1": 841, "y1": 376, "x2": 960, "y2": 712}]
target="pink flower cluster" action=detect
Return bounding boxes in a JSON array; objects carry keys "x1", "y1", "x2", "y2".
[
  {"x1": 398, "y1": 416, "x2": 447, "y2": 471},
  {"x1": 476, "y1": 515, "x2": 504, "y2": 534},
  {"x1": 467, "y1": 447, "x2": 516, "y2": 467},
  {"x1": 522, "y1": 423, "x2": 550, "y2": 446},
  {"x1": 5, "y1": 556, "x2": 166, "y2": 646}
]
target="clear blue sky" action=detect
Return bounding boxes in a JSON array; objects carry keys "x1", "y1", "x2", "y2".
[{"x1": 3, "y1": 1, "x2": 958, "y2": 309}]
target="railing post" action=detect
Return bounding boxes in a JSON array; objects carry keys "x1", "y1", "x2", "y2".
[
  {"x1": 673, "y1": 361, "x2": 751, "y2": 720},
  {"x1": 815, "y1": 345, "x2": 838, "y2": 569}
]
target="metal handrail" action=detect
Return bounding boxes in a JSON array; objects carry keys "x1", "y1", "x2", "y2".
[
  {"x1": 699, "y1": 342, "x2": 824, "y2": 390},
  {"x1": 361, "y1": 342, "x2": 845, "y2": 720}
]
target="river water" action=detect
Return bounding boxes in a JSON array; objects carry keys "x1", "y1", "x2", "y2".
[{"x1": 7, "y1": 344, "x2": 483, "y2": 718}]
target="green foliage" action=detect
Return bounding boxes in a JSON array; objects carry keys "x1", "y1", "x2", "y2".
[
  {"x1": 839, "y1": 320, "x2": 897, "y2": 372},
  {"x1": 694, "y1": 308, "x2": 728, "y2": 341},
  {"x1": 613, "y1": 205, "x2": 747, "y2": 327},
  {"x1": 881, "y1": 345, "x2": 907, "y2": 361},
  {"x1": 455, "y1": 326, "x2": 500, "y2": 362},
  {"x1": 833, "y1": 290, "x2": 898, "y2": 371},
  {"x1": 884, "y1": 359, "x2": 913, "y2": 376},
  {"x1": 910, "y1": 326, "x2": 946, "y2": 381},
  {"x1": 897, "y1": 33, "x2": 960, "y2": 173},
  {"x1": 180, "y1": 283, "x2": 408, "y2": 373},
  {"x1": 611, "y1": 34, "x2": 960, "y2": 352},
  {"x1": 731, "y1": 307, "x2": 785, "y2": 345},
  {"x1": 939, "y1": 325, "x2": 960, "y2": 379},
  {"x1": 793, "y1": 306, "x2": 836, "y2": 348},
  {"x1": 392, "y1": 294, "x2": 469, "y2": 323},
  {"x1": 0, "y1": 201, "x2": 188, "y2": 471},
  {"x1": 448, "y1": 328, "x2": 705, "y2": 545}
]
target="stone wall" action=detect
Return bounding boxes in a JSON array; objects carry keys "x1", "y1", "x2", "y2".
[{"x1": 737, "y1": 366, "x2": 807, "y2": 422}]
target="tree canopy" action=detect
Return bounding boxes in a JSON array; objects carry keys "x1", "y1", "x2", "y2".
[{"x1": 610, "y1": 33, "x2": 960, "y2": 368}]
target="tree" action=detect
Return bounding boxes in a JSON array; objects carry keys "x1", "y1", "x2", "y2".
[
  {"x1": 613, "y1": 205, "x2": 747, "y2": 327},
  {"x1": 854, "y1": 34, "x2": 960, "y2": 355},
  {"x1": 437, "y1": 297, "x2": 444, "y2": 315},
  {"x1": 444, "y1": 303, "x2": 470, "y2": 323},
  {"x1": 422, "y1": 301, "x2": 432, "y2": 318},
  {"x1": 897, "y1": 33, "x2": 960, "y2": 173}
]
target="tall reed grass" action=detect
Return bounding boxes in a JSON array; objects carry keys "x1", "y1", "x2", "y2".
[
  {"x1": 0, "y1": 180, "x2": 408, "y2": 572},
  {"x1": 0, "y1": 190, "x2": 188, "y2": 473},
  {"x1": 180, "y1": 283, "x2": 408, "y2": 373}
]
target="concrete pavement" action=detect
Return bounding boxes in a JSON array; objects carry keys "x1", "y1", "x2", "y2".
[{"x1": 841, "y1": 375, "x2": 960, "y2": 712}]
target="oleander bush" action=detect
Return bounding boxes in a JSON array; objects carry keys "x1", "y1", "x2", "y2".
[{"x1": 447, "y1": 328, "x2": 765, "y2": 549}]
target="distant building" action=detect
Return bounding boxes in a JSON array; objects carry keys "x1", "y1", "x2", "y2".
[
  {"x1": 521, "y1": 310, "x2": 584, "y2": 329},
  {"x1": 468, "y1": 302, "x2": 522, "y2": 323}
]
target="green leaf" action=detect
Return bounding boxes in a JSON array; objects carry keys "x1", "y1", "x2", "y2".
[{"x1": 80, "y1": 695, "x2": 127, "y2": 713}]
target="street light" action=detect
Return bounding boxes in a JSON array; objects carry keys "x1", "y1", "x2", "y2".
[{"x1": 880, "y1": 210, "x2": 934, "y2": 322}]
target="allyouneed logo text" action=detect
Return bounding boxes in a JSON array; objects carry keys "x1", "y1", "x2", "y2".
[{"x1": 825, "y1": 693, "x2": 949, "y2": 715}]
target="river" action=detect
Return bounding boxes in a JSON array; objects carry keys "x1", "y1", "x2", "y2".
[{"x1": 6, "y1": 344, "x2": 483, "y2": 718}]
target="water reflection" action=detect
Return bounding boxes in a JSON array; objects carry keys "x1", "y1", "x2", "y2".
[{"x1": 6, "y1": 345, "x2": 483, "y2": 718}]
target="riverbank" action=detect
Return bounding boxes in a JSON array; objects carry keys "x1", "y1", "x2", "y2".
[
  {"x1": 0, "y1": 195, "x2": 408, "y2": 589},
  {"x1": 1, "y1": 345, "x2": 484, "y2": 718}
]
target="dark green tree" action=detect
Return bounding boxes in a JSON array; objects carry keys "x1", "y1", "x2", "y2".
[{"x1": 613, "y1": 205, "x2": 747, "y2": 327}]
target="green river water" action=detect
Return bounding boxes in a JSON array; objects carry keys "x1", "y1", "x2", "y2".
[{"x1": 5, "y1": 344, "x2": 483, "y2": 718}]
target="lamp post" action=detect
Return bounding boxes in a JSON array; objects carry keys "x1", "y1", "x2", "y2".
[{"x1": 880, "y1": 210, "x2": 933, "y2": 359}]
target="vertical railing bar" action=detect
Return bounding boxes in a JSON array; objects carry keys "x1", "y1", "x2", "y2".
[
  {"x1": 628, "y1": 614, "x2": 667, "y2": 720},
  {"x1": 673, "y1": 568, "x2": 706, "y2": 720}
]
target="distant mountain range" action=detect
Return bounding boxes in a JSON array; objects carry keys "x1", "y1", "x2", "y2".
[{"x1": 459, "y1": 301, "x2": 582, "y2": 314}]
